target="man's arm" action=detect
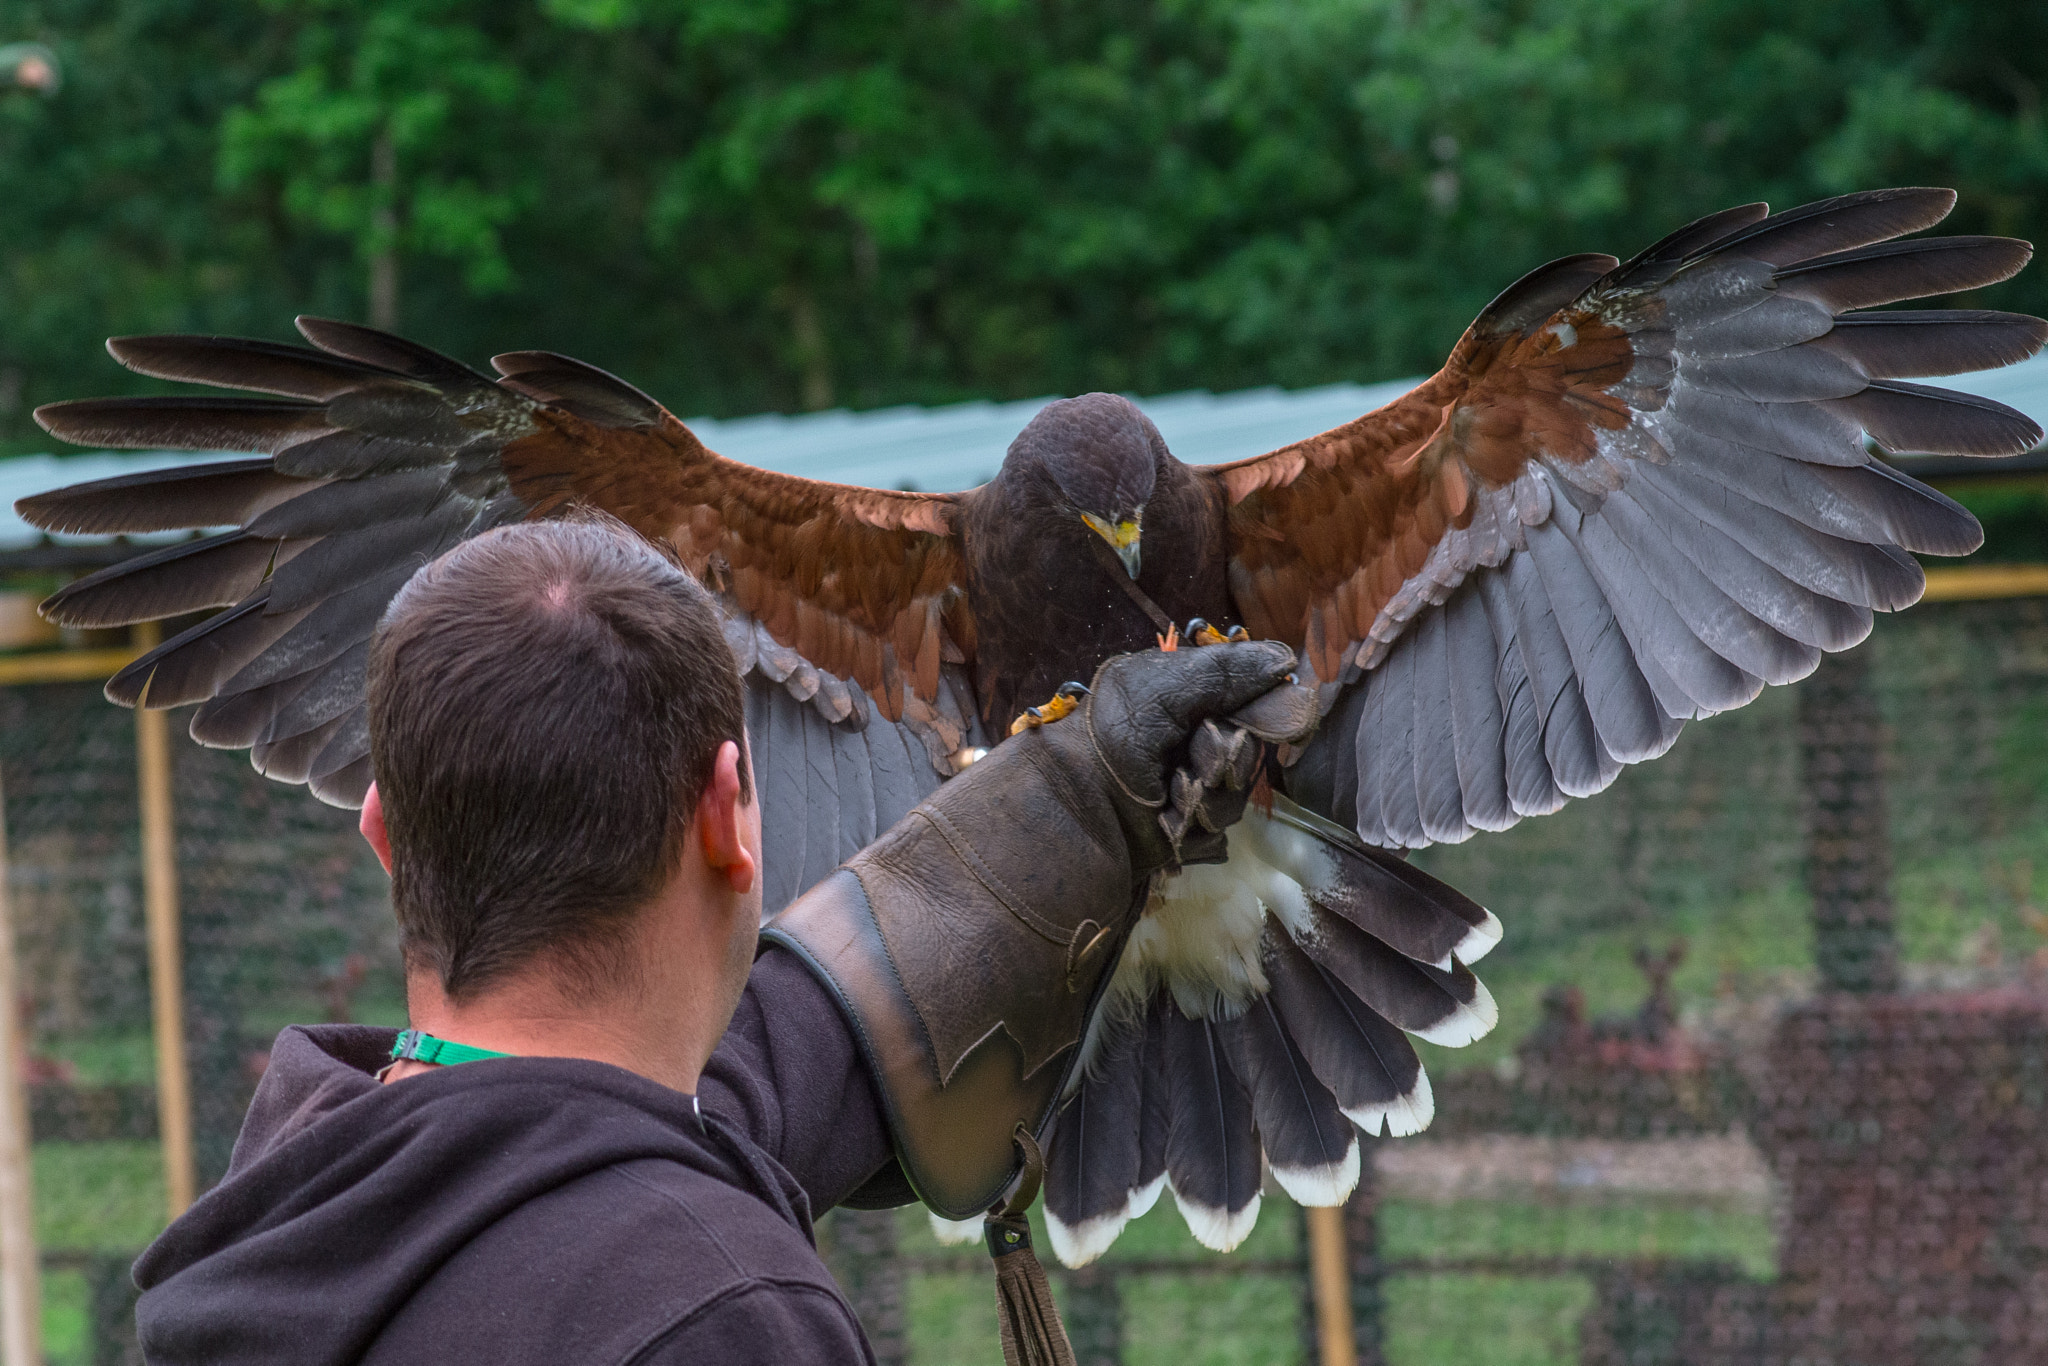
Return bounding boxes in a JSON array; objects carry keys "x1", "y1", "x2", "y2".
[{"x1": 696, "y1": 944, "x2": 898, "y2": 1214}]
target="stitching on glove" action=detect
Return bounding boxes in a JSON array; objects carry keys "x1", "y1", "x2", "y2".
[
  {"x1": 1085, "y1": 702, "x2": 1168, "y2": 811},
  {"x1": 913, "y1": 807, "x2": 1073, "y2": 947}
]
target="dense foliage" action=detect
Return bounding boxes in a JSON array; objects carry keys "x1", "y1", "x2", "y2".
[{"x1": 1, "y1": 0, "x2": 2044, "y2": 451}]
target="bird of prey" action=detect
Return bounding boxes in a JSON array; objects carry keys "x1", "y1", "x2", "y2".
[{"x1": 18, "y1": 187, "x2": 2046, "y2": 1264}]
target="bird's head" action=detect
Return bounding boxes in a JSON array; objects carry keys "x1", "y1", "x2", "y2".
[{"x1": 1006, "y1": 392, "x2": 1162, "y2": 579}]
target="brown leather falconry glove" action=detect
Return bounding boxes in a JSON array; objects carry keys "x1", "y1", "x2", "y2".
[{"x1": 761, "y1": 640, "x2": 1315, "y2": 1220}]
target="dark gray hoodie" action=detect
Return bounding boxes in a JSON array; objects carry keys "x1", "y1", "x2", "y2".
[{"x1": 132, "y1": 949, "x2": 896, "y2": 1365}]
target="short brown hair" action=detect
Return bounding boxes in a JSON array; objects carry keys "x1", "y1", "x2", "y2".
[{"x1": 367, "y1": 514, "x2": 749, "y2": 1001}]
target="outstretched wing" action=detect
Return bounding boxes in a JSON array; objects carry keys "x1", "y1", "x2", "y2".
[
  {"x1": 19, "y1": 321, "x2": 982, "y2": 901},
  {"x1": 1206, "y1": 188, "x2": 2045, "y2": 847}
]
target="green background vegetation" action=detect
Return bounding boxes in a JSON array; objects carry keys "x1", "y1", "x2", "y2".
[{"x1": 2, "y1": 0, "x2": 2046, "y2": 448}]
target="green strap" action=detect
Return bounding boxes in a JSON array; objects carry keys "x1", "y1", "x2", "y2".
[{"x1": 389, "y1": 1029, "x2": 513, "y2": 1067}]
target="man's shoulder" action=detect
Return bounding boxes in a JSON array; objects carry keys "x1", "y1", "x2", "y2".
[{"x1": 365, "y1": 1152, "x2": 851, "y2": 1364}]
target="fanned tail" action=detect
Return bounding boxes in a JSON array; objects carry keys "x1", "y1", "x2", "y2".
[{"x1": 1041, "y1": 796, "x2": 1491, "y2": 1264}]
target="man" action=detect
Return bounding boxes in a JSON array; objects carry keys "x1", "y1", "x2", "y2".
[{"x1": 129, "y1": 516, "x2": 1304, "y2": 1364}]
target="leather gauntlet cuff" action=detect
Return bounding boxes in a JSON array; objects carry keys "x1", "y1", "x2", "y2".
[{"x1": 761, "y1": 780, "x2": 1138, "y2": 1219}]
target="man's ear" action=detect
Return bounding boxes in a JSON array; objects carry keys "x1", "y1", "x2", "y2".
[
  {"x1": 359, "y1": 782, "x2": 393, "y2": 874},
  {"x1": 697, "y1": 740, "x2": 757, "y2": 896}
]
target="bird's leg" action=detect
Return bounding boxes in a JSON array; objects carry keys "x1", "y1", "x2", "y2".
[
  {"x1": 1156, "y1": 621, "x2": 1181, "y2": 652},
  {"x1": 1182, "y1": 617, "x2": 1251, "y2": 648},
  {"x1": 1009, "y1": 680, "x2": 1091, "y2": 737}
]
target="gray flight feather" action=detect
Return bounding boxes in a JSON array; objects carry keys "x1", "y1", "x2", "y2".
[
  {"x1": 1598, "y1": 489, "x2": 1819, "y2": 685},
  {"x1": 1622, "y1": 472, "x2": 1870, "y2": 651},
  {"x1": 1438, "y1": 585, "x2": 1514, "y2": 833},
  {"x1": 1522, "y1": 523, "x2": 1677, "y2": 764}
]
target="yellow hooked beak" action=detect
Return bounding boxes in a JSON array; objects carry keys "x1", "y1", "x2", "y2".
[{"x1": 1081, "y1": 512, "x2": 1143, "y2": 579}]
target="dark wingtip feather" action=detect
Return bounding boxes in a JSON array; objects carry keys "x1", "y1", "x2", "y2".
[
  {"x1": 491, "y1": 351, "x2": 666, "y2": 430},
  {"x1": 34, "y1": 395, "x2": 332, "y2": 455},
  {"x1": 293, "y1": 316, "x2": 488, "y2": 385},
  {"x1": 1703, "y1": 187, "x2": 1957, "y2": 268},
  {"x1": 1473, "y1": 253, "x2": 1620, "y2": 337},
  {"x1": 1616, "y1": 201, "x2": 1771, "y2": 280},
  {"x1": 107, "y1": 334, "x2": 390, "y2": 400},
  {"x1": 310, "y1": 751, "x2": 373, "y2": 809},
  {"x1": 1832, "y1": 381, "x2": 2043, "y2": 456},
  {"x1": 1776, "y1": 236, "x2": 2034, "y2": 311},
  {"x1": 1817, "y1": 309, "x2": 2048, "y2": 380},
  {"x1": 14, "y1": 459, "x2": 301, "y2": 536},
  {"x1": 40, "y1": 531, "x2": 275, "y2": 628}
]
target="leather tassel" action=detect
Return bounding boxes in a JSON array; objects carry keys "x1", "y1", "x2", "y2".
[{"x1": 985, "y1": 1127, "x2": 1077, "y2": 1366}]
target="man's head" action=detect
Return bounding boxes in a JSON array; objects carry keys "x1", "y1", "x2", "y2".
[{"x1": 365, "y1": 514, "x2": 757, "y2": 1008}]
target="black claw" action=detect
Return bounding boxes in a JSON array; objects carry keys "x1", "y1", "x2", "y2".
[
  {"x1": 1056, "y1": 680, "x2": 1090, "y2": 699},
  {"x1": 1185, "y1": 617, "x2": 1211, "y2": 638},
  {"x1": 1225, "y1": 624, "x2": 1251, "y2": 643}
]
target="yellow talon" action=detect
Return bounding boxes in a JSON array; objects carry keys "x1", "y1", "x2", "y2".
[
  {"x1": 1182, "y1": 618, "x2": 1249, "y2": 647},
  {"x1": 1009, "y1": 681, "x2": 1090, "y2": 736}
]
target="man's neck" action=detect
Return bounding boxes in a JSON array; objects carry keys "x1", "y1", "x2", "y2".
[
  {"x1": 387, "y1": 981, "x2": 706, "y2": 1093},
  {"x1": 382, "y1": 822, "x2": 759, "y2": 1095}
]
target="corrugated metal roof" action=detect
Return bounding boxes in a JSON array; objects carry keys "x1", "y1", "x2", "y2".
[{"x1": 7, "y1": 353, "x2": 2048, "y2": 552}]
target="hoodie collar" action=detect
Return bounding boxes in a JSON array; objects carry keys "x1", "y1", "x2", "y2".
[{"x1": 134, "y1": 1024, "x2": 811, "y2": 1366}]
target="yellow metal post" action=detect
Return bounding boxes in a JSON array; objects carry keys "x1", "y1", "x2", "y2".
[
  {"x1": 132, "y1": 623, "x2": 195, "y2": 1217},
  {"x1": 1307, "y1": 1204, "x2": 1355, "y2": 1366},
  {"x1": 0, "y1": 766, "x2": 43, "y2": 1366}
]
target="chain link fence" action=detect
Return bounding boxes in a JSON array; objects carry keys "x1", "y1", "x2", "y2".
[{"x1": 4, "y1": 594, "x2": 2046, "y2": 1363}]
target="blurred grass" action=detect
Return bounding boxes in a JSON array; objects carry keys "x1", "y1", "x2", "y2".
[
  {"x1": 1385, "y1": 1273, "x2": 1591, "y2": 1366},
  {"x1": 43, "y1": 1033, "x2": 155, "y2": 1088},
  {"x1": 885, "y1": 1184, "x2": 1772, "y2": 1364},
  {"x1": 32, "y1": 1143, "x2": 163, "y2": 1364},
  {"x1": 35, "y1": 1142, "x2": 165, "y2": 1251},
  {"x1": 42, "y1": 1267, "x2": 88, "y2": 1366},
  {"x1": 1383, "y1": 1195, "x2": 1775, "y2": 1280}
]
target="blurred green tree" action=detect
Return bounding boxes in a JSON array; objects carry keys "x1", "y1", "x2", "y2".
[
  {"x1": 217, "y1": 0, "x2": 532, "y2": 329},
  {"x1": 0, "y1": 0, "x2": 2042, "y2": 456}
]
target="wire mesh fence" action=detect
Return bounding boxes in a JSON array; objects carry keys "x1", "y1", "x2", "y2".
[{"x1": 3, "y1": 593, "x2": 2046, "y2": 1364}]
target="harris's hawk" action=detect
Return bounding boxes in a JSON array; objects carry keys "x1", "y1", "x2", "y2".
[{"x1": 18, "y1": 188, "x2": 2047, "y2": 1263}]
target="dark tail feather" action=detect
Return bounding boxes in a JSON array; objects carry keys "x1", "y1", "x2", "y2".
[
  {"x1": 1135, "y1": 1003, "x2": 1170, "y2": 1211},
  {"x1": 1044, "y1": 1017, "x2": 1147, "y2": 1267},
  {"x1": 1220, "y1": 995, "x2": 1358, "y2": 1205},
  {"x1": 1262, "y1": 927, "x2": 1433, "y2": 1138},
  {"x1": 1161, "y1": 1005, "x2": 1261, "y2": 1252},
  {"x1": 1293, "y1": 904, "x2": 1497, "y2": 1047},
  {"x1": 1239, "y1": 797, "x2": 1501, "y2": 966}
]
